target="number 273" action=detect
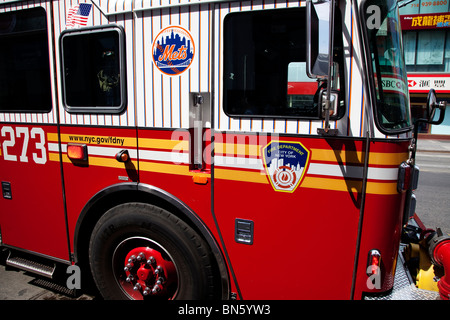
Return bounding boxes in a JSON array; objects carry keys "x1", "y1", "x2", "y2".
[{"x1": 1, "y1": 126, "x2": 47, "y2": 165}]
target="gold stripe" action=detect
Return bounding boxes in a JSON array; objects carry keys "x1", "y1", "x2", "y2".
[
  {"x1": 50, "y1": 153, "x2": 125, "y2": 168},
  {"x1": 139, "y1": 138, "x2": 188, "y2": 151},
  {"x1": 48, "y1": 133, "x2": 188, "y2": 151},
  {"x1": 47, "y1": 132, "x2": 58, "y2": 142},
  {"x1": 48, "y1": 133, "x2": 137, "y2": 147},
  {"x1": 310, "y1": 149, "x2": 364, "y2": 164},
  {"x1": 302, "y1": 176, "x2": 354, "y2": 192},
  {"x1": 368, "y1": 152, "x2": 409, "y2": 166},
  {"x1": 139, "y1": 161, "x2": 209, "y2": 177},
  {"x1": 366, "y1": 181, "x2": 399, "y2": 195},
  {"x1": 49, "y1": 153, "x2": 59, "y2": 162},
  {"x1": 214, "y1": 168, "x2": 267, "y2": 184},
  {"x1": 214, "y1": 143, "x2": 260, "y2": 157},
  {"x1": 302, "y1": 177, "x2": 398, "y2": 195}
]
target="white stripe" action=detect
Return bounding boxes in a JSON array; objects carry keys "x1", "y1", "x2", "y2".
[
  {"x1": 367, "y1": 167, "x2": 399, "y2": 181},
  {"x1": 213, "y1": 158, "x2": 398, "y2": 181},
  {"x1": 57, "y1": 143, "x2": 138, "y2": 158},
  {"x1": 48, "y1": 142, "x2": 60, "y2": 152},
  {"x1": 139, "y1": 149, "x2": 189, "y2": 164},
  {"x1": 307, "y1": 163, "x2": 398, "y2": 181},
  {"x1": 214, "y1": 156, "x2": 264, "y2": 171},
  {"x1": 88, "y1": 146, "x2": 138, "y2": 158},
  {"x1": 307, "y1": 163, "x2": 362, "y2": 179}
]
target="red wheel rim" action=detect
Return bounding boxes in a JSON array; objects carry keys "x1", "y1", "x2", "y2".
[{"x1": 112, "y1": 237, "x2": 179, "y2": 300}]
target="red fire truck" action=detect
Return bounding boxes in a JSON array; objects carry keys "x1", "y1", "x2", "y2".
[{"x1": 0, "y1": 0, "x2": 449, "y2": 300}]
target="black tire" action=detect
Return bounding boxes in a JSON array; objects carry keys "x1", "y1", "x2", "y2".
[{"x1": 89, "y1": 202, "x2": 217, "y2": 300}]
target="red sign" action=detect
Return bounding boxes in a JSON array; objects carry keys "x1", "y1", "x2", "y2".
[
  {"x1": 401, "y1": 13, "x2": 450, "y2": 30},
  {"x1": 407, "y1": 74, "x2": 450, "y2": 93},
  {"x1": 287, "y1": 82, "x2": 317, "y2": 95}
]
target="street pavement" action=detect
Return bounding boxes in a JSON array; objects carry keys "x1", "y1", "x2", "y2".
[
  {"x1": 414, "y1": 137, "x2": 450, "y2": 235},
  {"x1": 0, "y1": 248, "x2": 95, "y2": 300}
]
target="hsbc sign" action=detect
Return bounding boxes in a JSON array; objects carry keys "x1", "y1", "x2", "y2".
[{"x1": 381, "y1": 76, "x2": 408, "y2": 97}]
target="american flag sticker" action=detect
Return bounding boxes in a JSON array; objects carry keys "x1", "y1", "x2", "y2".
[{"x1": 66, "y1": 3, "x2": 92, "y2": 28}]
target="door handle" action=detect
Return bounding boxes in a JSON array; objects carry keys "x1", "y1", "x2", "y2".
[{"x1": 189, "y1": 92, "x2": 211, "y2": 171}]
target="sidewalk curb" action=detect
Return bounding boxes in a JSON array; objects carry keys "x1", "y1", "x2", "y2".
[{"x1": 418, "y1": 134, "x2": 450, "y2": 140}]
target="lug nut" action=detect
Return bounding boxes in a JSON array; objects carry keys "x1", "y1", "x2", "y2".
[
  {"x1": 143, "y1": 287, "x2": 151, "y2": 296},
  {"x1": 137, "y1": 252, "x2": 146, "y2": 261},
  {"x1": 133, "y1": 283, "x2": 142, "y2": 291},
  {"x1": 147, "y1": 256, "x2": 156, "y2": 265},
  {"x1": 124, "y1": 263, "x2": 133, "y2": 271},
  {"x1": 152, "y1": 285, "x2": 161, "y2": 294},
  {"x1": 155, "y1": 266, "x2": 162, "y2": 274},
  {"x1": 156, "y1": 277, "x2": 165, "y2": 285}
]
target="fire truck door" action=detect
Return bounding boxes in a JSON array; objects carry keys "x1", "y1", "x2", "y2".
[
  {"x1": 57, "y1": 24, "x2": 134, "y2": 260},
  {"x1": 211, "y1": 5, "x2": 359, "y2": 299},
  {"x1": 0, "y1": 4, "x2": 70, "y2": 261}
]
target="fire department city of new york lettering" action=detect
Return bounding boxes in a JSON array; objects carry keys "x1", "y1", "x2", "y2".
[{"x1": 178, "y1": 304, "x2": 271, "y2": 317}]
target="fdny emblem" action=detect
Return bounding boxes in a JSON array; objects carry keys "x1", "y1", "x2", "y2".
[
  {"x1": 152, "y1": 26, "x2": 195, "y2": 76},
  {"x1": 262, "y1": 141, "x2": 310, "y2": 193}
]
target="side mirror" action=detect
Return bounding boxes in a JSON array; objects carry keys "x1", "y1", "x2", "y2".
[
  {"x1": 307, "y1": 0, "x2": 338, "y2": 135},
  {"x1": 426, "y1": 89, "x2": 447, "y2": 125},
  {"x1": 306, "y1": 0, "x2": 331, "y2": 79},
  {"x1": 411, "y1": 88, "x2": 447, "y2": 163},
  {"x1": 318, "y1": 89, "x2": 339, "y2": 119}
]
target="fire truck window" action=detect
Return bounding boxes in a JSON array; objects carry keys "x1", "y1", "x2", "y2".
[
  {"x1": 362, "y1": 0, "x2": 411, "y2": 133},
  {"x1": 0, "y1": 8, "x2": 52, "y2": 113},
  {"x1": 223, "y1": 7, "x2": 322, "y2": 119},
  {"x1": 61, "y1": 28, "x2": 125, "y2": 113}
]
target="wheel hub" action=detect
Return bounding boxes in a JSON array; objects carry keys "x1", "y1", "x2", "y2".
[{"x1": 122, "y1": 246, "x2": 177, "y2": 298}]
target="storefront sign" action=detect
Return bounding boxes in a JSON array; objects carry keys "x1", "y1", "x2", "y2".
[
  {"x1": 401, "y1": 12, "x2": 450, "y2": 30},
  {"x1": 407, "y1": 74, "x2": 450, "y2": 93},
  {"x1": 382, "y1": 75, "x2": 409, "y2": 97}
]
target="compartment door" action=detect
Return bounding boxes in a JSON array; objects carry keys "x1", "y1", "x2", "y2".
[{"x1": 0, "y1": 3, "x2": 69, "y2": 261}]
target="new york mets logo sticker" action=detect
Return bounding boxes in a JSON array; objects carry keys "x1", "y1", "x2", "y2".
[
  {"x1": 152, "y1": 26, "x2": 195, "y2": 76},
  {"x1": 262, "y1": 141, "x2": 310, "y2": 193}
]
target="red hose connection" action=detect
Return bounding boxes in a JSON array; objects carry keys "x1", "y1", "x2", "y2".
[{"x1": 428, "y1": 229, "x2": 450, "y2": 300}]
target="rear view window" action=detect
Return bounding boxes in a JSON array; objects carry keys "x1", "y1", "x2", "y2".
[
  {"x1": 0, "y1": 8, "x2": 52, "y2": 113},
  {"x1": 60, "y1": 27, "x2": 126, "y2": 113}
]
